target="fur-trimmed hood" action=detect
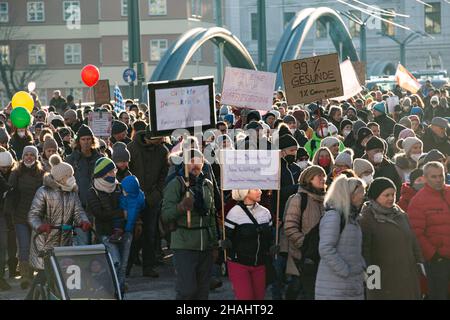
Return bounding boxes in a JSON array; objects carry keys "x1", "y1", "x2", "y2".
[{"x1": 393, "y1": 153, "x2": 417, "y2": 171}]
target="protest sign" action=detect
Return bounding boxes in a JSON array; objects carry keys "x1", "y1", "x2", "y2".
[
  {"x1": 281, "y1": 53, "x2": 343, "y2": 105},
  {"x1": 221, "y1": 67, "x2": 276, "y2": 111},
  {"x1": 386, "y1": 96, "x2": 400, "y2": 114},
  {"x1": 148, "y1": 77, "x2": 216, "y2": 136},
  {"x1": 220, "y1": 150, "x2": 280, "y2": 190},
  {"x1": 88, "y1": 111, "x2": 112, "y2": 137},
  {"x1": 333, "y1": 59, "x2": 363, "y2": 101},
  {"x1": 93, "y1": 80, "x2": 111, "y2": 105},
  {"x1": 352, "y1": 61, "x2": 366, "y2": 86}
]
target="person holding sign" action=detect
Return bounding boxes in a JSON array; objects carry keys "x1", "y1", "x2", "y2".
[
  {"x1": 161, "y1": 149, "x2": 218, "y2": 300},
  {"x1": 222, "y1": 189, "x2": 273, "y2": 300}
]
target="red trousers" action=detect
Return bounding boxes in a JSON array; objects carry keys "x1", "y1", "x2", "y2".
[{"x1": 227, "y1": 261, "x2": 266, "y2": 300}]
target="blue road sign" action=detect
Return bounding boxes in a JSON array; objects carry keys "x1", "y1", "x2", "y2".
[{"x1": 123, "y1": 68, "x2": 137, "y2": 83}]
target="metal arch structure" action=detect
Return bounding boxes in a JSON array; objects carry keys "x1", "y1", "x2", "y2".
[
  {"x1": 150, "y1": 27, "x2": 257, "y2": 82},
  {"x1": 269, "y1": 7, "x2": 360, "y2": 88}
]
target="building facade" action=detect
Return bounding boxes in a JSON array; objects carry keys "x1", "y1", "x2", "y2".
[
  {"x1": 0, "y1": 0, "x2": 219, "y2": 106},
  {"x1": 224, "y1": 0, "x2": 450, "y2": 78}
]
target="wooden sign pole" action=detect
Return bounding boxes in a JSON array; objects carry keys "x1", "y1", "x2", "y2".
[
  {"x1": 220, "y1": 151, "x2": 227, "y2": 261},
  {"x1": 183, "y1": 147, "x2": 191, "y2": 229},
  {"x1": 275, "y1": 150, "x2": 281, "y2": 250}
]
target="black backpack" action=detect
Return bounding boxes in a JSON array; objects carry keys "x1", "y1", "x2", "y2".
[{"x1": 294, "y1": 192, "x2": 345, "y2": 272}]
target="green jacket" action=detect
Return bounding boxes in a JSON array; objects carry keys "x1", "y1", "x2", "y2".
[
  {"x1": 161, "y1": 176, "x2": 218, "y2": 251},
  {"x1": 304, "y1": 132, "x2": 345, "y2": 158}
]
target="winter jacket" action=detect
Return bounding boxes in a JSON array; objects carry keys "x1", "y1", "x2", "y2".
[
  {"x1": 10, "y1": 134, "x2": 33, "y2": 159},
  {"x1": 398, "y1": 183, "x2": 417, "y2": 212},
  {"x1": 161, "y1": 174, "x2": 217, "y2": 252},
  {"x1": 282, "y1": 186, "x2": 325, "y2": 276},
  {"x1": 304, "y1": 132, "x2": 344, "y2": 159},
  {"x1": 49, "y1": 96, "x2": 67, "y2": 115},
  {"x1": 393, "y1": 153, "x2": 418, "y2": 184},
  {"x1": 408, "y1": 184, "x2": 450, "y2": 261},
  {"x1": 363, "y1": 156, "x2": 402, "y2": 200},
  {"x1": 66, "y1": 149, "x2": 102, "y2": 208},
  {"x1": 0, "y1": 172, "x2": 11, "y2": 219},
  {"x1": 374, "y1": 114, "x2": 396, "y2": 140},
  {"x1": 116, "y1": 167, "x2": 132, "y2": 182},
  {"x1": 359, "y1": 201, "x2": 423, "y2": 300},
  {"x1": 224, "y1": 203, "x2": 272, "y2": 266},
  {"x1": 28, "y1": 174, "x2": 89, "y2": 270},
  {"x1": 272, "y1": 158, "x2": 301, "y2": 222},
  {"x1": 86, "y1": 184, "x2": 124, "y2": 237},
  {"x1": 127, "y1": 131, "x2": 169, "y2": 209},
  {"x1": 292, "y1": 129, "x2": 308, "y2": 147},
  {"x1": 315, "y1": 208, "x2": 365, "y2": 300},
  {"x1": 120, "y1": 175, "x2": 146, "y2": 233},
  {"x1": 8, "y1": 163, "x2": 45, "y2": 224},
  {"x1": 110, "y1": 136, "x2": 132, "y2": 146},
  {"x1": 422, "y1": 127, "x2": 450, "y2": 156},
  {"x1": 69, "y1": 121, "x2": 83, "y2": 136}
]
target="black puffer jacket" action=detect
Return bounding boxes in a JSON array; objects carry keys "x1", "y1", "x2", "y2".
[
  {"x1": 422, "y1": 127, "x2": 450, "y2": 156},
  {"x1": 374, "y1": 114, "x2": 396, "y2": 140}
]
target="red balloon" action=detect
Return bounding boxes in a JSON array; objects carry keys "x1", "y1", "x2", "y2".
[{"x1": 81, "y1": 64, "x2": 100, "y2": 87}]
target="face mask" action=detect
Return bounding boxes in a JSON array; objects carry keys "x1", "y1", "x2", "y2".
[
  {"x1": 24, "y1": 160, "x2": 35, "y2": 168},
  {"x1": 343, "y1": 129, "x2": 351, "y2": 137},
  {"x1": 318, "y1": 158, "x2": 331, "y2": 168},
  {"x1": 18, "y1": 131, "x2": 26, "y2": 138},
  {"x1": 361, "y1": 174, "x2": 374, "y2": 186},
  {"x1": 410, "y1": 153, "x2": 421, "y2": 162},
  {"x1": 289, "y1": 128, "x2": 296, "y2": 135},
  {"x1": 373, "y1": 152, "x2": 383, "y2": 164},
  {"x1": 103, "y1": 176, "x2": 116, "y2": 184},
  {"x1": 284, "y1": 155, "x2": 296, "y2": 165},
  {"x1": 297, "y1": 160, "x2": 309, "y2": 170},
  {"x1": 317, "y1": 128, "x2": 328, "y2": 138},
  {"x1": 413, "y1": 182, "x2": 424, "y2": 191}
]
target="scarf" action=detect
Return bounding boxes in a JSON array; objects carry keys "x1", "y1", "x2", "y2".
[
  {"x1": 300, "y1": 185, "x2": 326, "y2": 202},
  {"x1": 369, "y1": 200, "x2": 401, "y2": 224},
  {"x1": 94, "y1": 177, "x2": 117, "y2": 193}
]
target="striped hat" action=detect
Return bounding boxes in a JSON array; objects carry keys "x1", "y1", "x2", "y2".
[{"x1": 93, "y1": 157, "x2": 116, "y2": 178}]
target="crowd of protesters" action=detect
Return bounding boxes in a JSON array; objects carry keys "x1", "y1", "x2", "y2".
[{"x1": 0, "y1": 81, "x2": 449, "y2": 301}]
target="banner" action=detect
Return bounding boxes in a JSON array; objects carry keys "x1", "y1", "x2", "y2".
[
  {"x1": 88, "y1": 111, "x2": 112, "y2": 137},
  {"x1": 221, "y1": 67, "x2": 276, "y2": 111},
  {"x1": 148, "y1": 77, "x2": 216, "y2": 136},
  {"x1": 281, "y1": 53, "x2": 343, "y2": 105},
  {"x1": 220, "y1": 150, "x2": 280, "y2": 190},
  {"x1": 386, "y1": 96, "x2": 400, "y2": 114},
  {"x1": 352, "y1": 61, "x2": 366, "y2": 86},
  {"x1": 93, "y1": 80, "x2": 111, "y2": 105},
  {"x1": 333, "y1": 59, "x2": 363, "y2": 101},
  {"x1": 395, "y1": 63, "x2": 421, "y2": 94}
]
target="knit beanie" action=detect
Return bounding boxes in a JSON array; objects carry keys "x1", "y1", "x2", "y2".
[
  {"x1": 328, "y1": 123, "x2": 338, "y2": 136},
  {"x1": 353, "y1": 158, "x2": 374, "y2": 177},
  {"x1": 22, "y1": 145, "x2": 38, "y2": 160},
  {"x1": 224, "y1": 114, "x2": 235, "y2": 125},
  {"x1": 398, "y1": 116, "x2": 412, "y2": 129},
  {"x1": 340, "y1": 119, "x2": 353, "y2": 132},
  {"x1": 47, "y1": 112, "x2": 64, "y2": 126},
  {"x1": 352, "y1": 120, "x2": 367, "y2": 139},
  {"x1": 111, "y1": 120, "x2": 128, "y2": 135},
  {"x1": 49, "y1": 154, "x2": 74, "y2": 182},
  {"x1": 357, "y1": 127, "x2": 373, "y2": 143},
  {"x1": 365, "y1": 136, "x2": 385, "y2": 152},
  {"x1": 373, "y1": 102, "x2": 386, "y2": 114},
  {"x1": 398, "y1": 128, "x2": 415, "y2": 141},
  {"x1": 271, "y1": 110, "x2": 281, "y2": 119},
  {"x1": 64, "y1": 109, "x2": 77, "y2": 122},
  {"x1": 335, "y1": 149, "x2": 354, "y2": 168},
  {"x1": 320, "y1": 136, "x2": 340, "y2": 149},
  {"x1": 423, "y1": 149, "x2": 445, "y2": 163},
  {"x1": 367, "y1": 177, "x2": 396, "y2": 200},
  {"x1": 58, "y1": 127, "x2": 73, "y2": 139},
  {"x1": 279, "y1": 134, "x2": 299, "y2": 150},
  {"x1": 76, "y1": 124, "x2": 94, "y2": 139},
  {"x1": 410, "y1": 168, "x2": 423, "y2": 186},
  {"x1": 393, "y1": 124, "x2": 407, "y2": 141},
  {"x1": 231, "y1": 189, "x2": 250, "y2": 201},
  {"x1": 43, "y1": 134, "x2": 58, "y2": 151},
  {"x1": 0, "y1": 128, "x2": 10, "y2": 144},
  {"x1": 283, "y1": 115, "x2": 297, "y2": 125},
  {"x1": 399, "y1": 137, "x2": 422, "y2": 155},
  {"x1": 132, "y1": 120, "x2": 146, "y2": 133},
  {"x1": 297, "y1": 147, "x2": 309, "y2": 160},
  {"x1": 93, "y1": 157, "x2": 116, "y2": 178},
  {"x1": 0, "y1": 148, "x2": 13, "y2": 167},
  {"x1": 299, "y1": 165, "x2": 326, "y2": 186},
  {"x1": 410, "y1": 106, "x2": 423, "y2": 116},
  {"x1": 112, "y1": 142, "x2": 131, "y2": 163},
  {"x1": 293, "y1": 110, "x2": 306, "y2": 123},
  {"x1": 247, "y1": 110, "x2": 261, "y2": 123}
]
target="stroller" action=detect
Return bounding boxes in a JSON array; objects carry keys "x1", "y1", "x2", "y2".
[{"x1": 30, "y1": 224, "x2": 123, "y2": 300}]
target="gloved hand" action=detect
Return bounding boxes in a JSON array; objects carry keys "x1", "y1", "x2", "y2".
[
  {"x1": 269, "y1": 245, "x2": 280, "y2": 257},
  {"x1": 218, "y1": 239, "x2": 232, "y2": 250},
  {"x1": 37, "y1": 224, "x2": 51, "y2": 234},
  {"x1": 177, "y1": 196, "x2": 194, "y2": 213},
  {"x1": 80, "y1": 221, "x2": 92, "y2": 232}
]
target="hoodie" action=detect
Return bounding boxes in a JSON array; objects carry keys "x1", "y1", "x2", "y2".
[{"x1": 120, "y1": 175, "x2": 146, "y2": 232}]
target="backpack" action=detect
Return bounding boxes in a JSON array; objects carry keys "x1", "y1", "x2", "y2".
[
  {"x1": 294, "y1": 192, "x2": 345, "y2": 273},
  {"x1": 158, "y1": 176, "x2": 186, "y2": 237}
]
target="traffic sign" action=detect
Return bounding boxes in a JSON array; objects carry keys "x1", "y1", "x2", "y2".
[{"x1": 123, "y1": 68, "x2": 137, "y2": 83}]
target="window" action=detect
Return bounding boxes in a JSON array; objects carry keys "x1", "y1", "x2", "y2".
[
  {"x1": 251, "y1": 12, "x2": 258, "y2": 41},
  {"x1": 121, "y1": 0, "x2": 128, "y2": 16},
  {"x1": 64, "y1": 43, "x2": 81, "y2": 64},
  {"x1": 348, "y1": 10, "x2": 361, "y2": 37},
  {"x1": 283, "y1": 12, "x2": 295, "y2": 27},
  {"x1": 27, "y1": 1, "x2": 45, "y2": 22},
  {"x1": 316, "y1": 20, "x2": 327, "y2": 39},
  {"x1": 0, "y1": 45, "x2": 9, "y2": 64},
  {"x1": 122, "y1": 40, "x2": 128, "y2": 62},
  {"x1": 192, "y1": 47, "x2": 202, "y2": 63},
  {"x1": 28, "y1": 44, "x2": 46, "y2": 65},
  {"x1": 381, "y1": 9, "x2": 395, "y2": 37},
  {"x1": 150, "y1": 39, "x2": 168, "y2": 61},
  {"x1": 191, "y1": 0, "x2": 202, "y2": 18},
  {"x1": 63, "y1": 1, "x2": 80, "y2": 22},
  {"x1": 425, "y1": 2, "x2": 441, "y2": 34},
  {"x1": 149, "y1": 0, "x2": 166, "y2": 15},
  {"x1": 0, "y1": 2, "x2": 8, "y2": 23}
]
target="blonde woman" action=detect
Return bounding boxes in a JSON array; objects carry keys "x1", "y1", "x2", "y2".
[{"x1": 315, "y1": 175, "x2": 366, "y2": 300}]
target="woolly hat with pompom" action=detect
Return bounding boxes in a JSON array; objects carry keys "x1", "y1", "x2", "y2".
[
  {"x1": 0, "y1": 146, "x2": 13, "y2": 167},
  {"x1": 49, "y1": 154, "x2": 74, "y2": 182},
  {"x1": 398, "y1": 136, "x2": 423, "y2": 155},
  {"x1": 43, "y1": 134, "x2": 58, "y2": 152}
]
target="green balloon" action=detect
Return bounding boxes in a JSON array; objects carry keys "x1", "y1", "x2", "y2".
[{"x1": 10, "y1": 106, "x2": 31, "y2": 129}]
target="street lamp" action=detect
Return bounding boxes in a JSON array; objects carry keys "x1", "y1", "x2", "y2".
[
  {"x1": 337, "y1": 10, "x2": 371, "y2": 63},
  {"x1": 384, "y1": 30, "x2": 434, "y2": 67}
]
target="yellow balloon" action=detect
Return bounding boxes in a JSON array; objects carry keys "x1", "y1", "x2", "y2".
[{"x1": 12, "y1": 91, "x2": 34, "y2": 113}]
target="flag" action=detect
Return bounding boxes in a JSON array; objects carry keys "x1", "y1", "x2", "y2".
[
  {"x1": 113, "y1": 84, "x2": 125, "y2": 113},
  {"x1": 333, "y1": 59, "x2": 362, "y2": 101},
  {"x1": 395, "y1": 63, "x2": 421, "y2": 94}
]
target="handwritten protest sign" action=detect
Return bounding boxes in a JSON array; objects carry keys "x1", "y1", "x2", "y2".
[
  {"x1": 333, "y1": 60, "x2": 363, "y2": 101},
  {"x1": 93, "y1": 80, "x2": 111, "y2": 105},
  {"x1": 220, "y1": 150, "x2": 280, "y2": 190},
  {"x1": 148, "y1": 77, "x2": 215, "y2": 136},
  {"x1": 88, "y1": 111, "x2": 112, "y2": 137},
  {"x1": 386, "y1": 96, "x2": 400, "y2": 114},
  {"x1": 352, "y1": 61, "x2": 366, "y2": 86},
  {"x1": 281, "y1": 53, "x2": 343, "y2": 105},
  {"x1": 221, "y1": 67, "x2": 276, "y2": 111}
]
